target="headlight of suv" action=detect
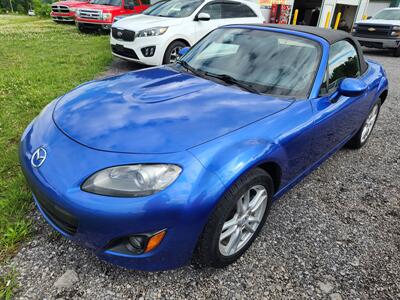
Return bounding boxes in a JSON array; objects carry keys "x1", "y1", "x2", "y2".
[
  {"x1": 70, "y1": 7, "x2": 77, "y2": 12},
  {"x1": 82, "y1": 164, "x2": 182, "y2": 197},
  {"x1": 102, "y1": 13, "x2": 112, "y2": 21},
  {"x1": 136, "y1": 27, "x2": 168, "y2": 38},
  {"x1": 391, "y1": 26, "x2": 400, "y2": 36}
]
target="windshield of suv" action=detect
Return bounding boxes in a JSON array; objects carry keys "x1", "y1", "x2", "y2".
[
  {"x1": 179, "y1": 28, "x2": 321, "y2": 98},
  {"x1": 373, "y1": 9, "x2": 400, "y2": 20},
  {"x1": 89, "y1": 0, "x2": 121, "y2": 6},
  {"x1": 143, "y1": 0, "x2": 203, "y2": 18}
]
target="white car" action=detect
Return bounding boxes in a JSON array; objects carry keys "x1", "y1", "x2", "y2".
[{"x1": 110, "y1": 0, "x2": 265, "y2": 65}]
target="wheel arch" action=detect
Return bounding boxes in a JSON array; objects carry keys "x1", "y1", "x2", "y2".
[
  {"x1": 379, "y1": 89, "x2": 388, "y2": 105},
  {"x1": 256, "y1": 161, "x2": 282, "y2": 194}
]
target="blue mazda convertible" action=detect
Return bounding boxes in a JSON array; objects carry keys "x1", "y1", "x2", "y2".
[{"x1": 20, "y1": 24, "x2": 388, "y2": 271}]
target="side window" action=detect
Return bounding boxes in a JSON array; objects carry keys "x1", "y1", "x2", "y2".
[
  {"x1": 127, "y1": 0, "x2": 140, "y2": 6},
  {"x1": 221, "y1": 3, "x2": 241, "y2": 19},
  {"x1": 327, "y1": 40, "x2": 360, "y2": 92},
  {"x1": 199, "y1": 3, "x2": 222, "y2": 19},
  {"x1": 221, "y1": 3, "x2": 256, "y2": 18},
  {"x1": 238, "y1": 4, "x2": 257, "y2": 17},
  {"x1": 141, "y1": 0, "x2": 151, "y2": 4}
]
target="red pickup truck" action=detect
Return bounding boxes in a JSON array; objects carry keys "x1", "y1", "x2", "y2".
[
  {"x1": 51, "y1": 0, "x2": 89, "y2": 23},
  {"x1": 75, "y1": 0, "x2": 150, "y2": 31}
]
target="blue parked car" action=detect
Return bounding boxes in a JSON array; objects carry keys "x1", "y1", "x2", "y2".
[{"x1": 20, "y1": 24, "x2": 388, "y2": 271}]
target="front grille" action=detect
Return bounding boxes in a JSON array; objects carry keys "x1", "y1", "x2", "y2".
[
  {"x1": 78, "y1": 9, "x2": 102, "y2": 20},
  {"x1": 112, "y1": 44, "x2": 139, "y2": 59},
  {"x1": 112, "y1": 28, "x2": 135, "y2": 42},
  {"x1": 51, "y1": 5, "x2": 70, "y2": 13},
  {"x1": 32, "y1": 187, "x2": 78, "y2": 235},
  {"x1": 359, "y1": 41, "x2": 383, "y2": 48},
  {"x1": 354, "y1": 24, "x2": 392, "y2": 38}
]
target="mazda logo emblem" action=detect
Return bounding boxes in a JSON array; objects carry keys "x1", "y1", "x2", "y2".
[
  {"x1": 31, "y1": 147, "x2": 47, "y2": 168},
  {"x1": 117, "y1": 31, "x2": 123, "y2": 37}
]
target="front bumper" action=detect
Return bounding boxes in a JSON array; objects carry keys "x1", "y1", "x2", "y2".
[
  {"x1": 51, "y1": 12, "x2": 75, "y2": 22},
  {"x1": 19, "y1": 100, "x2": 225, "y2": 271},
  {"x1": 353, "y1": 36, "x2": 400, "y2": 49},
  {"x1": 110, "y1": 34, "x2": 167, "y2": 66},
  {"x1": 76, "y1": 18, "x2": 113, "y2": 30}
]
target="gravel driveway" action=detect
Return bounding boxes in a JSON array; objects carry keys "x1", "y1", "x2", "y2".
[{"x1": 2, "y1": 51, "x2": 399, "y2": 300}]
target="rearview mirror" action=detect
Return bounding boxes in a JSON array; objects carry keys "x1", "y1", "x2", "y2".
[
  {"x1": 197, "y1": 12, "x2": 211, "y2": 21},
  {"x1": 338, "y1": 78, "x2": 367, "y2": 97},
  {"x1": 179, "y1": 47, "x2": 190, "y2": 57}
]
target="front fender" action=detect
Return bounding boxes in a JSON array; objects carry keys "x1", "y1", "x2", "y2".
[{"x1": 190, "y1": 137, "x2": 287, "y2": 195}]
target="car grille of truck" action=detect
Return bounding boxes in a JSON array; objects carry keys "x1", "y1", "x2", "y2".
[
  {"x1": 78, "y1": 9, "x2": 102, "y2": 20},
  {"x1": 112, "y1": 28, "x2": 135, "y2": 42},
  {"x1": 112, "y1": 44, "x2": 139, "y2": 59},
  {"x1": 52, "y1": 5, "x2": 70, "y2": 13},
  {"x1": 354, "y1": 24, "x2": 393, "y2": 38}
]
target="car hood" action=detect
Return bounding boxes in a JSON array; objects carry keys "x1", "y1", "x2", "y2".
[
  {"x1": 356, "y1": 19, "x2": 400, "y2": 26},
  {"x1": 113, "y1": 14, "x2": 183, "y2": 31},
  {"x1": 53, "y1": 67, "x2": 293, "y2": 154},
  {"x1": 77, "y1": 4, "x2": 121, "y2": 12},
  {"x1": 53, "y1": 0, "x2": 87, "y2": 6}
]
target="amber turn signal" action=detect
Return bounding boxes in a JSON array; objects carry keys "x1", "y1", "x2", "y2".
[{"x1": 145, "y1": 230, "x2": 166, "y2": 253}]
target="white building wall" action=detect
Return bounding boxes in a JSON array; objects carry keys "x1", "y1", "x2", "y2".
[{"x1": 366, "y1": 0, "x2": 391, "y2": 17}]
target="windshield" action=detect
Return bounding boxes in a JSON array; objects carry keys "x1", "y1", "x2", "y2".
[
  {"x1": 373, "y1": 9, "x2": 400, "y2": 20},
  {"x1": 89, "y1": 0, "x2": 121, "y2": 6},
  {"x1": 179, "y1": 28, "x2": 321, "y2": 98},
  {"x1": 143, "y1": 0, "x2": 203, "y2": 18}
]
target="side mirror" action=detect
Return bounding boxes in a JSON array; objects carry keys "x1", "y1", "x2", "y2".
[
  {"x1": 179, "y1": 47, "x2": 190, "y2": 57},
  {"x1": 338, "y1": 78, "x2": 367, "y2": 97},
  {"x1": 196, "y1": 12, "x2": 211, "y2": 21}
]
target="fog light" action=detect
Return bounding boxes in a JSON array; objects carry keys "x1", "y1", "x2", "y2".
[
  {"x1": 124, "y1": 230, "x2": 166, "y2": 254},
  {"x1": 127, "y1": 235, "x2": 146, "y2": 254},
  {"x1": 141, "y1": 46, "x2": 156, "y2": 57}
]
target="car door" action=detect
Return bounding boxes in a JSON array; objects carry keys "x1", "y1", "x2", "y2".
[
  {"x1": 310, "y1": 40, "x2": 370, "y2": 161},
  {"x1": 193, "y1": 2, "x2": 225, "y2": 41},
  {"x1": 219, "y1": 1, "x2": 261, "y2": 26}
]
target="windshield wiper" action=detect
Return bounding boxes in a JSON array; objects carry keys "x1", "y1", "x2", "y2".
[
  {"x1": 204, "y1": 72, "x2": 261, "y2": 94},
  {"x1": 176, "y1": 61, "x2": 204, "y2": 78}
]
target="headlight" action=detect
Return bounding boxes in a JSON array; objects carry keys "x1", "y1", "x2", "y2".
[
  {"x1": 70, "y1": 7, "x2": 76, "y2": 12},
  {"x1": 82, "y1": 164, "x2": 182, "y2": 197},
  {"x1": 102, "y1": 13, "x2": 112, "y2": 20},
  {"x1": 136, "y1": 27, "x2": 168, "y2": 38},
  {"x1": 392, "y1": 26, "x2": 400, "y2": 31}
]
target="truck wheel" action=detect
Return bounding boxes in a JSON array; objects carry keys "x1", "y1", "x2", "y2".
[
  {"x1": 394, "y1": 46, "x2": 400, "y2": 57},
  {"x1": 77, "y1": 24, "x2": 88, "y2": 33}
]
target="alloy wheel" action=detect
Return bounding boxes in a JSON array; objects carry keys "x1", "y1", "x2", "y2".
[
  {"x1": 360, "y1": 104, "x2": 379, "y2": 144},
  {"x1": 169, "y1": 46, "x2": 182, "y2": 63},
  {"x1": 219, "y1": 185, "x2": 268, "y2": 256}
]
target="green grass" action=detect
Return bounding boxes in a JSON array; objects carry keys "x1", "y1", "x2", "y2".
[
  {"x1": 0, "y1": 15, "x2": 112, "y2": 263},
  {"x1": 0, "y1": 269, "x2": 17, "y2": 300}
]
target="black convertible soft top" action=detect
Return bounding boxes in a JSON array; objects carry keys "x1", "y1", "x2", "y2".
[{"x1": 250, "y1": 24, "x2": 368, "y2": 74}]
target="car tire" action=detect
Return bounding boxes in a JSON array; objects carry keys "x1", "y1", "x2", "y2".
[
  {"x1": 193, "y1": 168, "x2": 274, "y2": 268},
  {"x1": 347, "y1": 100, "x2": 381, "y2": 149},
  {"x1": 394, "y1": 46, "x2": 400, "y2": 57},
  {"x1": 163, "y1": 41, "x2": 187, "y2": 64}
]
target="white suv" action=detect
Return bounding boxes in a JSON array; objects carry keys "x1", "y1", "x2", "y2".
[{"x1": 110, "y1": 0, "x2": 264, "y2": 65}]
